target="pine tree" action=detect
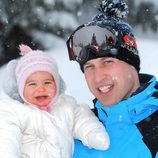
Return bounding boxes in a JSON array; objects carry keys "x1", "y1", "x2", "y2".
[{"x1": 0, "y1": 0, "x2": 82, "y2": 65}]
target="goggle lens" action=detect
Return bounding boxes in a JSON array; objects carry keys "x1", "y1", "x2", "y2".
[{"x1": 67, "y1": 25, "x2": 117, "y2": 62}]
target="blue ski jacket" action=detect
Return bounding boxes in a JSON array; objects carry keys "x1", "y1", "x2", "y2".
[{"x1": 73, "y1": 74, "x2": 158, "y2": 158}]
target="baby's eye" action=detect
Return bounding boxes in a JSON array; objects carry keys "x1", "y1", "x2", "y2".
[
  {"x1": 28, "y1": 82, "x2": 37, "y2": 86},
  {"x1": 44, "y1": 81, "x2": 54, "y2": 85}
]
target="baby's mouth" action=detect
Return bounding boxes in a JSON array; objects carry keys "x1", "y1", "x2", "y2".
[{"x1": 35, "y1": 95, "x2": 48, "y2": 100}]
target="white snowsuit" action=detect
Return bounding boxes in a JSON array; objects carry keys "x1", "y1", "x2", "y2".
[
  {"x1": 0, "y1": 59, "x2": 109, "y2": 158},
  {"x1": 0, "y1": 92, "x2": 108, "y2": 158}
]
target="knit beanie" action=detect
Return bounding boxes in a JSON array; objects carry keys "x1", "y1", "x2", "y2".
[
  {"x1": 79, "y1": 0, "x2": 140, "y2": 72},
  {"x1": 15, "y1": 44, "x2": 59, "y2": 111}
]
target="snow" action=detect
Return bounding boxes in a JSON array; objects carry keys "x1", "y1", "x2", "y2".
[
  {"x1": 135, "y1": 0, "x2": 158, "y2": 7},
  {"x1": 45, "y1": 11, "x2": 79, "y2": 29},
  {"x1": 0, "y1": 32, "x2": 157, "y2": 108},
  {"x1": 34, "y1": 9, "x2": 79, "y2": 29},
  {"x1": 137, "y1": 38, "x2": 158, "y2": 77}
]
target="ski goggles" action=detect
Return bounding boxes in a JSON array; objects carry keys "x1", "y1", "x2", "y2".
[{"x1": 66, "y1": 24, "x2": 121, "y2": 63}]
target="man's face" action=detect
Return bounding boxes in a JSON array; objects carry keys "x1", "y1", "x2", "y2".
[{"x1": 83, "y1": 57, "x2": 140, "y2": 107}]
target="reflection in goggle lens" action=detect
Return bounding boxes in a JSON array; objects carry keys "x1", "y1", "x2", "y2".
[{"x1": 69, "y1": 25, "x2": 117, "y2": 62}]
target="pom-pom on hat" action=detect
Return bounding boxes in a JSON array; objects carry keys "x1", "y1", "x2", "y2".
[{"x1": 16, "y1": 44, "x2": 59, "y2": 111}]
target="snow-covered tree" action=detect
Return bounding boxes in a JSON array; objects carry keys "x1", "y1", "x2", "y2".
[
  {"x1": 0, "y1": 0, "x2": 83, "y2": 65},
  {"x1": 0, "y1": 0, "x2": 82, "y2": 38}
]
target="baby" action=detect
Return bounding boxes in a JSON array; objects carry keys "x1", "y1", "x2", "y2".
[{"x1": 0, "y1": 44, "x2": 110, "y2": 158}]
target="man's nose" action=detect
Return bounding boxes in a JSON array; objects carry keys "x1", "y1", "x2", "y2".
[{"x1": 94, "y1": 67, "x2": 108, "y2": 83}]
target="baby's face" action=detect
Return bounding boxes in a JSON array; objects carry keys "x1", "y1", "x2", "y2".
[{"x1": 23, "y1": 71, "x2": 56, "y2": 107}]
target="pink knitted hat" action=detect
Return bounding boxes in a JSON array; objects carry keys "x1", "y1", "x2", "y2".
[{"x1": 16, "y1": 44, "x2": 59, "y2": 111}]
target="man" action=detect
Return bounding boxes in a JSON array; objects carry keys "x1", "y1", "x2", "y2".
[{"x1": 66, "y1": 0, "x2": 158, "y2": 157}]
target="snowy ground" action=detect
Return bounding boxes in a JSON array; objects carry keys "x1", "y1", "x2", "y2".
[{"x1": 0, "y1": 34, "x2": 157, "y2": 108}]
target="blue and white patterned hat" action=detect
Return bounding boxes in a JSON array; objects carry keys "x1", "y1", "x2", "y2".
[{"x1": 80, "y1": 0, "x2": 140, "y2": 72}]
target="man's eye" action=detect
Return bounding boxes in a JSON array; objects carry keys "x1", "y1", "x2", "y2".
[
  {"x1": 104, "y1": 60, "x2": 113, "y2": 64},
  {"x1": 84, "y1": 65, "x2": 93, "y2": 70}
]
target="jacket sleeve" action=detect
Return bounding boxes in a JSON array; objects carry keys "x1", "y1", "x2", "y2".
[
  {"x1": 73, "y1": 104, "x2": 110, "y2": 150},
  {"x1": 0, "y1": 99, "x2": 22, "y2": 158}
]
